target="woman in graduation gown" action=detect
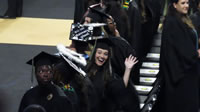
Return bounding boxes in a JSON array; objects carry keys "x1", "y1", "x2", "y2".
[
  {"x1": 159, "y1": 0, "x2": 200, "y2": 111},
  {"x1": 85, "y1": 39, "x2": 140, "y2": 112},
  {"x1": 81, "y1": 4, "x2": 139, "y2": 84},
  {"x1": 53, "y1": 60, "x2": 98, "y2": 112}
]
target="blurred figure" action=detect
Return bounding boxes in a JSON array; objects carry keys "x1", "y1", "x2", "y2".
[
  {"x1": 0, "y1": 90, "x2": 8, "y2": 112},
  {"x1": 53, "y1": 60, "x2": 97, "y2": 112},
  {"x1": 2, "y1": 0, "x2": 23, "y2": 18},
  {"x1": 159, "y1": 0, "x2": 200, "y2": 112},
  {"x1": 191, "y1": 0, "x2": 200, "y2": 41}
]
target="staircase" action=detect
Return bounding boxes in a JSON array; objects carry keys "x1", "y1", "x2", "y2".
[{"x1": 134, "y1": 32, "x2": 163, "y2": 112}]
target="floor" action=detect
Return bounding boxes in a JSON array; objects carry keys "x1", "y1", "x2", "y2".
[{"x1": 0, "y1": 0, "x2": 74, "y2": 112}]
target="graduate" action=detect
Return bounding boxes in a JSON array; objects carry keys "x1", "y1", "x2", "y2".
[
  {"x1": 159, "y1": 0, "x2": 200, "y2": 111},
  {"x1": 53, "y1": 48, "x2": 98, "y2": 112},
  {"x1": 18, "y1": 51, "x2": 73, "y2": 112},
  {"x1": 85, "y1": 38, "x2": 140, "y2": 112},
  {"x1": 82, "y1": 6, "x2": 138, "y2": 84}
]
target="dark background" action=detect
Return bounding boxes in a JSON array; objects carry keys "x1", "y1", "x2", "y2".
[
  {"x1": 0, "y1": 0, "x2": 75, "y2": 112},
  {"x1": 0, "y1": 0, "x2": 74, "y2": 19}
]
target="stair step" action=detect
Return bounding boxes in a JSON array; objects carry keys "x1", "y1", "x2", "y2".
[
  {"x1": 135, "y1": 85, "x2": 153, "y2": 95},
  {"x1": 146, "y1": 53, "x2": 160, "y2": 59},
  {"x1": 140, "y1": 77, "x2": 157, "y2": 85},
  {"x1": 140, "y1": 68, "x2": 159, "y2": 77},
  {"x1": 149, "y1": 47, "x2": 160, "y2": 53},
  {"x1": 142, "y1": 62, "x2": 159, "y2": 68}
]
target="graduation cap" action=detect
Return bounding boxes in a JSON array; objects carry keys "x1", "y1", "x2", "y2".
[
  {"x1": 87, "y1": 5, "x2": 111, "y2": 23},
  {"x1": 26, "y1": 51, "x2": 60, "y2": 88},
  {"x1": 27, "y1": 51, "x2": 60, "y2": 67},
  {"x1": 69, "y1": 23, "x2": 107, "y2": 42},
  {"x1": 94, "y1": 37, "x2": 113, "y2": 50}
]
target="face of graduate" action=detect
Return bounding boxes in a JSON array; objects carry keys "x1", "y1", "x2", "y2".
[
  {"x1": 36, "y1": 65, "x2": 53, "y2": 85},
  {"x1": 84, "y1": 17, "x2": 92, "y2": 24},
  {"x1": 173, "y1": 0, "x2": 189, "y2": 14},
  {"x1": 95, "y1": 48, "x2": 109, "y2": 66},
  {"x1": 107, "y1": 18, "x2": 116, "y2": 34}
]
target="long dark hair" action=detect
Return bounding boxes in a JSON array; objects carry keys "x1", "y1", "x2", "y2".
[
  {"x1": 53, "y1": 61, "x2": 89, "y2": 112},
  {"x1": 85, "y1": 41, "x2": 113, "y2": 85},
  {"x1": 167, "y1": 1, "x2": 195, "y2": 29}
]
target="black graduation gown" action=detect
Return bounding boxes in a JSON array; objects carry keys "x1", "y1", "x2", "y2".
[
  {"x1": 18, "y1": 85, "x2": 73, "y2": 112},
  {"x1": 4, "y1": 0, "x2": 23, "y2": 17},
  {"x1": 74, "y1": 0, "x2": 86, "y2": 23},
  {"x1": 69, "y1": 77, "x2": 98, "y2": 112},
  {"x1": 106, "y1": 1, "x2": 131, "y2": 41},
  {"x1": 159, "y1": 15, "x2": 199, "y2": 112},
  {"x1": 138, "y1": 0, "x2": 161, "y2": 59},
  {"x1": 108, "y1": 37, "x2": 139, "y2": 84},
  {"x1": 126, "y1": 1, "x2": 142, "y2": 85},
  {"x1": 127, "y1": 0, "x2": 142, "y2": 52},
  {"x1": 89, "y1": 69, "x2": 140, "y2": 112},
  {"x1": 62, "y1": 83, "x2": 80, "y2": 112}
]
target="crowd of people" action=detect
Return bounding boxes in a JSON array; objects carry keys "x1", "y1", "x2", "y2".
[{"x1": 17, "y1": 0, "x2": 200, "y2": 112}]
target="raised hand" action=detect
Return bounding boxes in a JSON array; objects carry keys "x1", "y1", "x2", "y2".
[
  {"x1": 123, "y1": 55, "x2": 138, "y2": 87},
  {"x1": 124, "y1": 55, "x2": 138, "y2": 69}
]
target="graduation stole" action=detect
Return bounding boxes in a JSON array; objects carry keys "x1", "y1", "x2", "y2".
[
  {"x1": 63, "y1": 84, "x2": 75, "y2": 92},
  {"x1": 123, "y1": 0, "x2": 130, "y2": 9}
]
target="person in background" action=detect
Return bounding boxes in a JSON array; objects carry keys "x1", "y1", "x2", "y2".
[
  {"x1": 85, "y1": 38, "x2": 140, "y2": 112},
  {"x1": 18, "y1": 51, "x2": 73, "y2": 112},
  {"x1": 191, "y1": 0, "x2": 200, "y2": 41},
  {"x1": 1, "y1": 0, "x2": 23, "y2": 18},
  {"x1": 159, "y1": 0, "x2": 200, "y2": 111},
  {"x1": 53, "y1": 59, "x2": 98, "y2": 112},
  {"x1": 190, "y1": 0, "x2": 200, "y2": 108}
]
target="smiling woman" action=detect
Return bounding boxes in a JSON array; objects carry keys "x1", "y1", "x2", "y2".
[
  {"x1": 173, "y1": 0, "x2": 189, "y2": 14},
  {"x1": 85, "y1": 38, "x2": 140, "y2": 112},
  {"x1": 158, "y1": 0, "x2": 200, "y2": 112}
]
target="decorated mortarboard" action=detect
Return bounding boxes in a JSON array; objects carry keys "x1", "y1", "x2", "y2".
[
  {"x1": 26, "y1": 51, "x2": 60, "y2": 67},
  {"x1": 69, "y1": 22, "x2": 107, "y2": 42},
  {"x1": 56, "y1": 44, "x2": 87, "y2": 77}
]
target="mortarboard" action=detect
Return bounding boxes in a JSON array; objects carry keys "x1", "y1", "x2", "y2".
[
  {"x1": 69, "y1": 23, "x2": 107, "y2": 42},
  {"x1": 88, "y1": 37, "x2": 113, "y2": 61},
  {"x1": 94, "y1": 37, "x2": 112, "y2": 50},
  {"x1": 87, "y1": 5, "x2": 111, "y2": 23},
  {"x1": 26, "y1": 51, "x2": 60, "y2": 88},
  {"x1": 26, "y1": 51, "x2": 60, "y2": 67}
]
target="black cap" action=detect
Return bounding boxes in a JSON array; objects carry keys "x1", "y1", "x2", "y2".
[
  {"x1": 89, "y1": 37, "x2": 113, "y2": 50},
  {"x1": 26, "y1": 51, "x2": 60, "y2": 67},
  {"x1": 96, "y1": 38, "x2": 112, "y2": 50},
  {"x1": 70, "y1": 23, "x2": 107, "y2": 42},
  {"x1": 87, "y1": 5, "x2": 111, "y2": 23}
]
